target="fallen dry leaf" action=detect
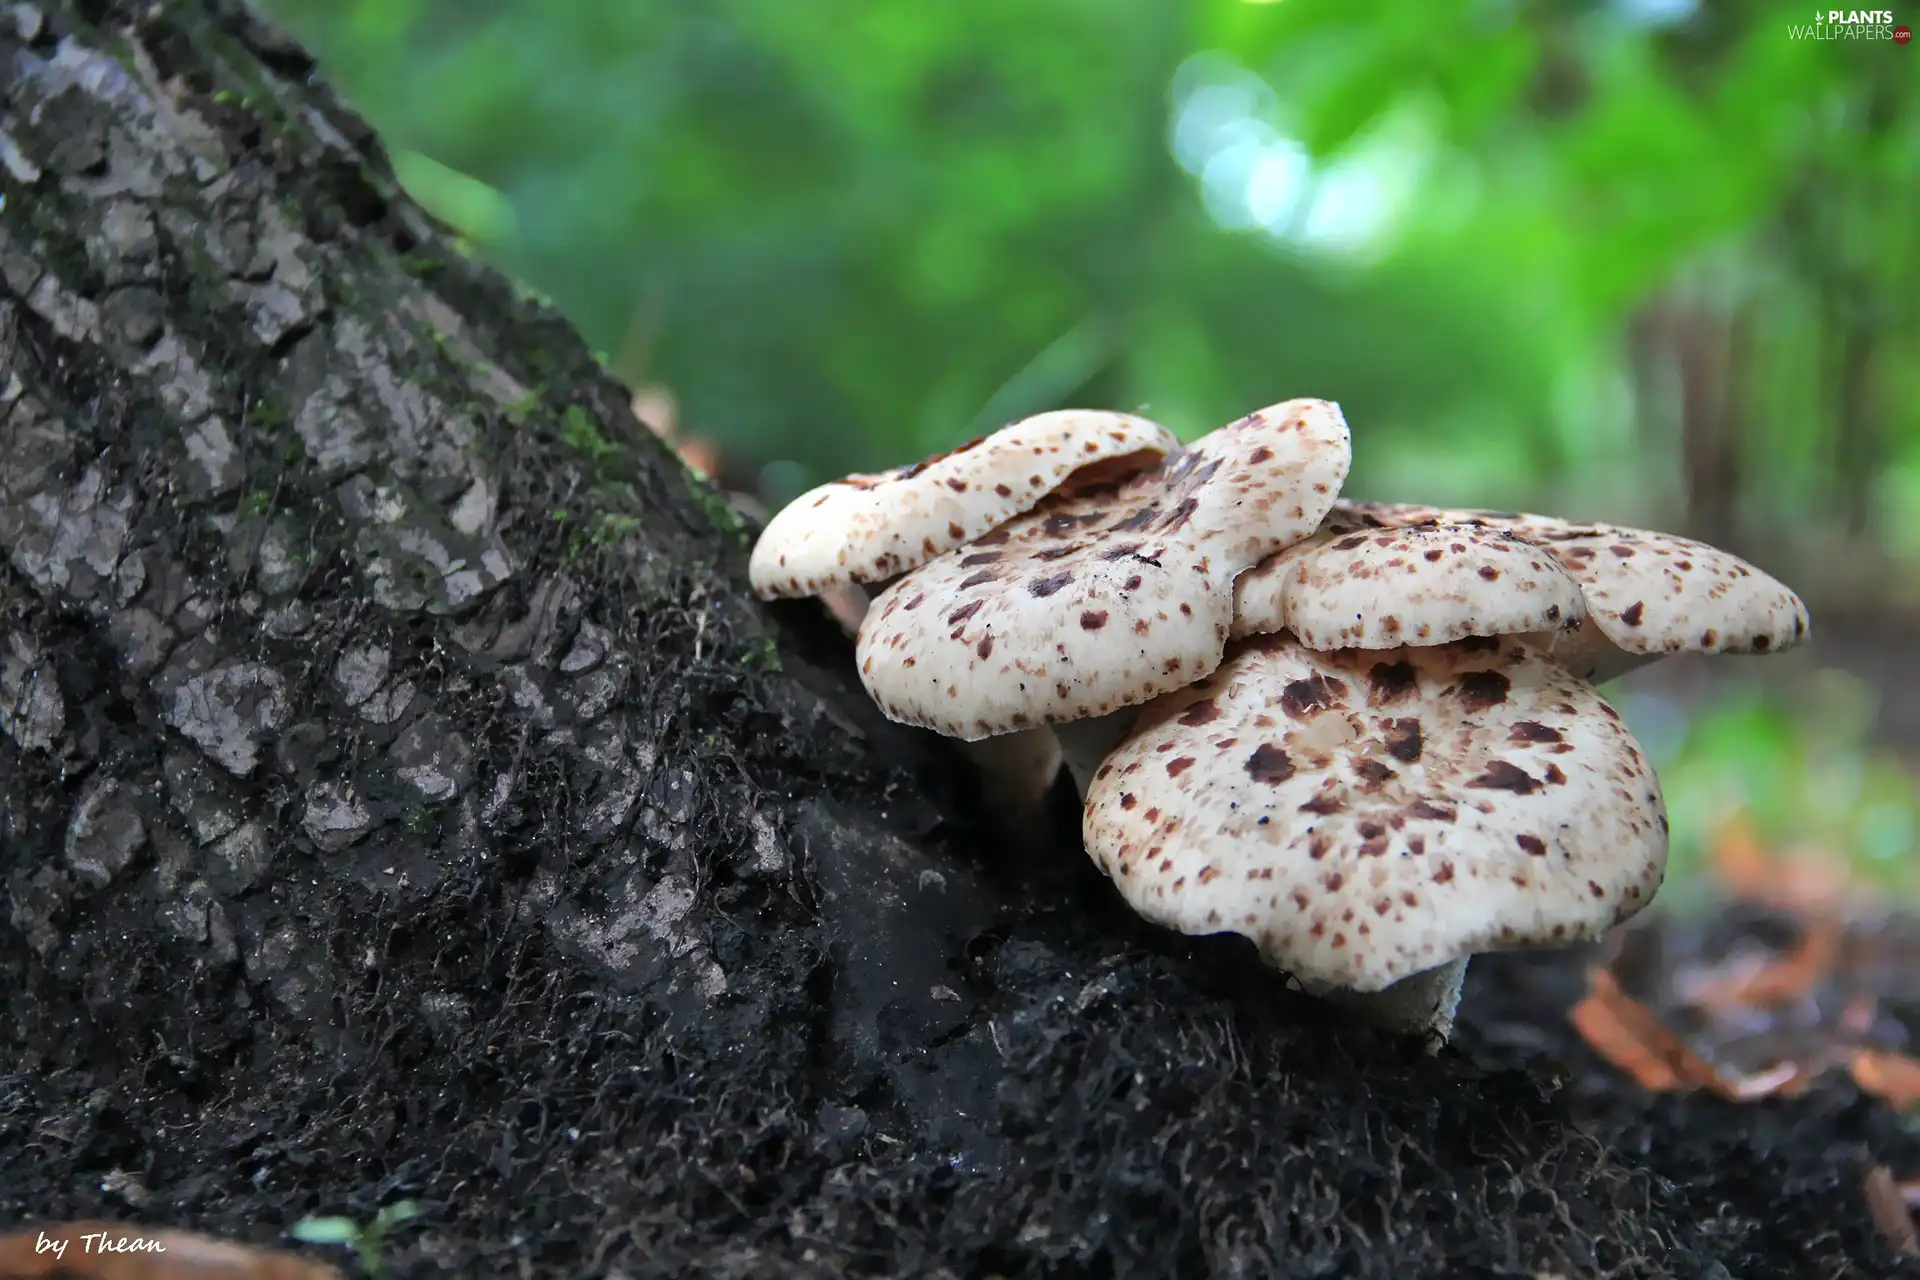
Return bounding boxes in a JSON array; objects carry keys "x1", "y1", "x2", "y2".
[
  {"x1": 1570, "y1": 970, "x2": 1722, "y2": 1092},
  {"x1": 1840, "y1": 994, "x2": 1879, "y2": 1037},
  {"x1": 1683, "y1": 918, "x2": 1841, "y2": 1011},
  {"x1": 0, "y1": 1222, "x2": 341, "y2": 1279},
  {"x1": 1850, "y1": 1049, "x2": 1920, "y2": 1110},
  {"x1": 1571, "y1": 970, "x2": 1813, "y2": 1101},
  {"x1": 1865, "y1": 1166, "x2": 1920, "y2": 1258},
  {"x1": 1714, "y1": 1059, "x2": 1816, "y2": 1102}
]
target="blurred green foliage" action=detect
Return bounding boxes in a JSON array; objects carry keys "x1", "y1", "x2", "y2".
[
  {"x1": 263, "y1": 0, "x2": 1918, "y2": 566},
  {"x1": 1622, "y1": 672, "x2": 1920, "y2": 906}
]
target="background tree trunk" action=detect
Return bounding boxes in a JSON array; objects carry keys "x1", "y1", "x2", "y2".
[{"x1": 1, "y1": 4, "x2": 1913, "y2": 1277}]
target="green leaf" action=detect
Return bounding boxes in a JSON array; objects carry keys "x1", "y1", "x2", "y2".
[{"x1": 289, "y1": 1217, "x2": 361, "y2": 1246}]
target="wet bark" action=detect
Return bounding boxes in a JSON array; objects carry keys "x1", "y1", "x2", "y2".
[{"x1": 1, "y1": 5, "x2": 1914, "y2": 1278}]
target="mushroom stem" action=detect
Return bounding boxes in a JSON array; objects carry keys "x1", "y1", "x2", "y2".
[
  {"x1": 821, "y1": 581, "x2": 874, "y2": 640},
  {"x1": 832, "y1": 583, "x2": 1065, "y2": 810},
  {"x1": 1054, "y1": 710, "x2": 1143, "y2": 799},
  {"x1": 1300, "y1": 958, "x2": 1470, "y2": 1049},
  {"x1": 961, "y1": 729, "x2": 1065, "y2": 814}
]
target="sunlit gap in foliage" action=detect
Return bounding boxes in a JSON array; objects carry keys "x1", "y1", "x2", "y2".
[
  {"x1": 1611, "y1": 0, "x2": 1700, "y2": 28},
  {"x1": 1168, "y1": 52, "x2": 1433, "y2": 261}
]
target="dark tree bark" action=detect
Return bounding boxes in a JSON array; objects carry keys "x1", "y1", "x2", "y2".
[{"x1": 1, "y1": 4, "x2": 1914, "y2": 1278}]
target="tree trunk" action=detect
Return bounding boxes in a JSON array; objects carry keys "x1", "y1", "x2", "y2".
[{"x1": 0, "y1": 5, "x2": 1910, "y2": 1277}]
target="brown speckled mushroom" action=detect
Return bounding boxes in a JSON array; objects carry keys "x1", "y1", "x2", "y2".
[
  {"x1": 855, "y1": 399, "x2": 1353, "y2": 790},
  {"x1": 823, "y1": 580, "x2": 1066, "y2": 817},
  {"x1": 1326, "y1": 501, "x2": 1810, "y2": 683},
  {"x1": 1082, "y1": 631, "x2": 1668, "y2": 1042},
  {"x1": 748, "y1": 409, "x2": 1179, "y2": 599},
  {"x1": 749, "y1": 410, "x2": 1174, "y2": 814},
  {"x1": 1231, "y1": 511, "x2": 1588, "y2": 650}
]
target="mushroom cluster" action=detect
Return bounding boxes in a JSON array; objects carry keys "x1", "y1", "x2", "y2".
[{"x1": 750, "y1": 401, "x2": 1810, "y2": 1042}]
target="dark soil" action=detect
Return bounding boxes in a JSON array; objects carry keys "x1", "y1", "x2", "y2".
[{"x1": 5, "y1": 760, "x2": 1918, "y2": 1279}]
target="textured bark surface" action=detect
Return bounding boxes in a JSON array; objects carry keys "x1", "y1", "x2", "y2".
[{"x1": 2, "y1": 4, "x2": 1916, "y2": 1278}]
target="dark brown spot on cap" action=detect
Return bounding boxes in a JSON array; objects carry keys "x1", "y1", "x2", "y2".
[
  {"x1": 1468, "y1": 760, "x2": 1541, "y2": 794},
  {"x1": 1246, "y1": 743, "x2": 1295, "y2": 784},
  {"x1": 1508, "y1": 721, "x2": 1563, "y2": 745},
  {"x1": 1167, "y1": 756, "x2": 1196, "y2": 777},
  {"x1": 1178, "y1": 699, "x2": 1221, "y2": 726},
  {"x1": 1383, "y1": 718, "x2": 1423, "y2": 763},
  {"x1": 1355, "y1": 760, "x2": 1396, "y2": 786},
  {"x1": 1516, "y1": 834, "x2": 1546, "y2": 856},
  {"x1": 1281, "y1": 674, "x2": 1346, "y2": 719},
  {"x1": 1456, "y1": 670, "x2": 1511, "y2": 712},
  {"x1": 1159, "y1": 497, "x2": 1200, "y2": 531},
  {"x1": 1368, "y1": 661, "x2": 1417, "y2": 705},
  {"x1": 1080, "y1": 609, "x2": 1108, "y2": 630},
  {"x1": 1029, "y1": 571, "x2": 1075, "y2": 598},
  {"x1": 1621, "y1": 600, "x2": 1646, "y2": 627}
]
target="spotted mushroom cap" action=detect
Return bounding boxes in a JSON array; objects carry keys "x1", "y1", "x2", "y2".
[
  {"x1": 1083, "y1": 632, "x2": 1668, "y2": 992},
  {"x1": 855, "y1": 399, "x2": 1352, "y2": 740},
  {"x1": 748, "y1": 410, "x2": 1180, "y2": 598},
  {"x1": 1231, "y1": 514, "x2": 1588, "y2": 649},
  {"x1": 1325, "y1": 501, "x2": 1810, "y2": 683}
]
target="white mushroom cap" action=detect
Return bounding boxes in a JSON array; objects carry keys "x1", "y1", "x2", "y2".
[
  {"x1": 1318, "y1": 502, "x2": 1811, "y2": 683},
  {"x1": 855, "y1": 399, "x2": 1352, "y2": 740},
  {"x1": 1082, "y1": 632, "x2": 1668, "y2": 994},
  {"x1": 748, "y1": 410, "x2": 1179, "y2": 598},
  {"x1": 1231, "y1": 515, "x2": 1588, "y2": 649}
]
